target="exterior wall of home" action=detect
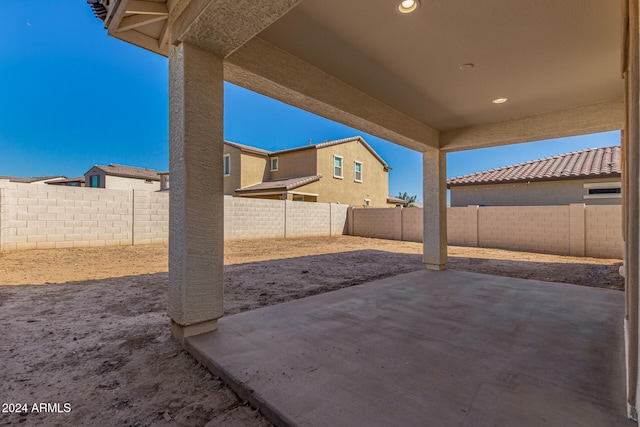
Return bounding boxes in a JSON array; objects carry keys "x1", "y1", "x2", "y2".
[
  {"x1": 450, "y1": 177, "x2": 621, "y2": 207},
  {"x1": 223, "y1": 145, "x2": 242, "y2": 195},
  {"x1": 349, "y1": 204, "x2": 623, "y2": 259},
  {"x1": 0, "y1": 182, "x2": 350, "y2": 251},
  {"x1": 269, "y1": 149, "x2": 318, "y2": 180},
  {"x1": 240, "y1": 152, "x2": 269, "y2": 189},
  {"x1": 315, "y1": 141, "x2": 389, "y2": 207},
  {"x1": 105, "y1": 175, "x2": 161, "y2": 191},
  {"x1": 84, "y1": 167, "x2": 107, "y2": 188}
]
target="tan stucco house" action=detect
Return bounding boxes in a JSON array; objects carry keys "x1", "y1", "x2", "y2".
[
  {"x1": 223, "y1": 136, "x2": 395, "y2": 207},
  {"x1": 448, "y1": 146, "x2": 621, "y2": 207},
  {"x1": 84, "y1": 164, "x2": 162, "y2": 191}
]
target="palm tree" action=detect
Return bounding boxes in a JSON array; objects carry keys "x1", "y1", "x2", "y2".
[{"x1": 397, "y1": 192, "x2": 417, "y2": 208}]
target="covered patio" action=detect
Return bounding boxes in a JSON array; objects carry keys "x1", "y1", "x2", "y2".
[
  {"x1": 92, "y1": 0, "x2": 640, "y2": 424},
  {"x1": 187, "y1": 269, "x2": 630, "y2": 426}
]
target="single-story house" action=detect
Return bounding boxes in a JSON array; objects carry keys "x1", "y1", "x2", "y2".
[{"x1": 447, "y1": 146, "x2": 621, "y2": 207}]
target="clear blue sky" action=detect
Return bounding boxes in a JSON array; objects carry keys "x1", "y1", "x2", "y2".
[{"x1": 0, "y1": 1, "x2": 621, "y2": 202}]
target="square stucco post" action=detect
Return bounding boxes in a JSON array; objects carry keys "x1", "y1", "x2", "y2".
[
  {"x1": 168, "y1": 42, "x2": 224, "y2": 344},
  {"x1": 423, "y1": 149, "x2": 447, "y2": 270}
]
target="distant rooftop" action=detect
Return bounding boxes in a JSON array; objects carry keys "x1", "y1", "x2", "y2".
[
  {"x1": 92, "y1": 164, "x2": 161, "y2": 181},
  {"x1": 447, "y1": 146, "x2": 621, "y2": 187},
  {"x1": 0, "y1": 175, "x2": 66, "y2": 183}
]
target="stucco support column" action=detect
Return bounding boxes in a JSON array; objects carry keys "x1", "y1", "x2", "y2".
[
  {"x1": 422, "y1": 149, "x2": 447, "y2": 270},
  {"x1": 168, "y1": 42, "x2": 224, "y2": 344}
]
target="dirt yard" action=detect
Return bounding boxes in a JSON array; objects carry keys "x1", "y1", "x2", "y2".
[{"x1": 0, "y1": 236, "x2": 623, "y2": 426}]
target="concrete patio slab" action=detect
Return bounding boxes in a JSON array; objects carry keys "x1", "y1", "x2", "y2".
[{"x1": 186, "y1": 269, "x2": 632, "y2": 427}]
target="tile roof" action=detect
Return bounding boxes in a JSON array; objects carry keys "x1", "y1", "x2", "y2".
[
  {"x1": 93, "y1": 164, "x2": 161, "y2": 181},
  {"x1": 0, "y1": 175, "x2": 66, "y2": 183},
  {"x1": 236, "y1": 175, "x2": 322, "y2": 192},
  {"x1": 447, "y1": 146, "x2": 621, "y2": 187}
]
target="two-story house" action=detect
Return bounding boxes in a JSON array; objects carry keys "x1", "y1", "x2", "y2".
[{"x1": 223, "y1": 136, "x2": 395, "y2": 207}]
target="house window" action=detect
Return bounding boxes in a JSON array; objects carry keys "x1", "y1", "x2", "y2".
[
  {"x1": 271, "y1": 157, "x2": 279, "y2": 171},
  {"x1": 90, "y1": 175, "x2": 99, "y2": 188},
  {"x1": 334, "y1": 155, "x2": 343, "y2": 179},
  {"x1": 354, "y1": 161, "x2": 362, "y2": 182},
  {"x1": 583, "y1": 182, "x2": 622, "y2": 199},
  {"x1": 293, "y1": 196, "x2": 304, "y2": 202},
  {"x1": 223, "y1": 154, "x2": 230, "y2": 176},
  {"x1": 364, "y1": 199, "x2": 371, "y2": 207}
]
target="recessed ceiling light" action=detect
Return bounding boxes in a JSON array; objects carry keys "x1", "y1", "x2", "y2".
[
  {"x1": 398, "y1": 0, "x2": 420, "y2": 14},
  {"x1": 492, "y1": 97, "x2": 508, "y2": 104}
]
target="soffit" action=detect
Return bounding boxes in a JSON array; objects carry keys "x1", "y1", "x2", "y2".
[{"x1": 258, "y1": 0, "x2": 624, "y2": 131}]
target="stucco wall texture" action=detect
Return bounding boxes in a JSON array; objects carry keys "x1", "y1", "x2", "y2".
[
  {"x1": 351, "y1": 204, "x2": 623, "y2": 259},
  {"x1": 0, "y1": 182, "x2": 349, "y2": 251},
  {"x1": 450, "y1": 178, "x2": 622, "y2": 207}
]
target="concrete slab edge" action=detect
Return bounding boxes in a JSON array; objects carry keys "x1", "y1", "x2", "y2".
[{"x1": 184, "y1": 333, "x2": 297, "y2": 427}]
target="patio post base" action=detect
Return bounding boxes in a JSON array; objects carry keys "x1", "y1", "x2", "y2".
[{"x1": 171, "y1": 319, "x2": 218, "y2": 345}]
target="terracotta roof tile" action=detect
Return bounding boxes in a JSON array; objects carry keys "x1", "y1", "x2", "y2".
[{"x1": 447, "y1": 146, "x2": 621, "y2": 187}]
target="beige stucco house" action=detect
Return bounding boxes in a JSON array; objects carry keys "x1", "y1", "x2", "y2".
[
  {"x1": 448, "y1": 146, "x2": 622, "y2": 207},
  {"x1": 224, "y1": 136, "x2": 395, "y2": 207},
  {"x1": 84, "y1": 164, "x2": 162, "y2": 191}
]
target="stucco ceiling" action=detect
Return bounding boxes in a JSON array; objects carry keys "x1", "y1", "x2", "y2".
[{"x1": 258, "y1": 0, "x2": 623, "y2": 131}]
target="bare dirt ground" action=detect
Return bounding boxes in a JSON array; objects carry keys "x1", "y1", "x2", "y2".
[{"x1": 0, "y1": 236, "x2": 623, "y2": 426}]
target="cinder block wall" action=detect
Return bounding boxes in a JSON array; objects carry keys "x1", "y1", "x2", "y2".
[
  {"x1": 0, "y1": 182, "x2": 133, "y2": 251},
  {"x1": 285, "y1": 200, "x2": 330, "y2": 238},
  {"x1": 401, "y1": 208, "x2": 423, "y2": 242},
  {"x1": 351, "y1": 207, "x2": 402, "y2": 240},
  {"x1": 585, "y1": 205, "x2": 623, "y2": 258},
  {"x1": 446, "y1": 207, "x2": 468, "y2": 245},
  {"x1": 0, "y1": 183, "x2": 350, "y2": 251},
  {"x1": 133, "y1": 190, "x2": 169, "y2": 245},
  {"x1": 478, "y1": 206, "x2": 571, "y2": 254},
  {"x1": 348, "y1": 203, "x2": 623, "y2": 259},
  {"x1": 330, "y1": 204, "x2": 349, "y2": 236},
  {"x1": 224, "y1": 196, "x2": 285, "y2": 240}
]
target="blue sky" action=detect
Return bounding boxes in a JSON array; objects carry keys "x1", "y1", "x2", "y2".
[{"x1": 0, "y1": 2, "x2": 621, "y2": 202}]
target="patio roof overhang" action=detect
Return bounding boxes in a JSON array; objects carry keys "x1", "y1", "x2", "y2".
[{"x1": 97, "y1": 0, "x2": 625, "y2": 152}]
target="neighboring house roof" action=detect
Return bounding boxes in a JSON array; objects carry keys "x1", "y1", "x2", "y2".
[
  {"x1": 236, "y1": 175, "x2": 322, "y2": 193},
  {"x1": 224, "y1": 136, "x2": 390, "y2": 170},
  {"x1": 273, "y1": 136, "x2": 391, "y2": 170},
  {"x1": 46, "y1": 177, "x2": 85, "y2": 185},
  {"x1": 447, "y1": 146, "x2": 621, "y2": 187},
  {"x1": 0, "y1": 175, "x2": 66, "y2": 183},
  {"x1": 225, "y1": 141, "x2": 272, "y2": 156},
  {"x1": 90, "y1": 164, "x2": 161, "y2": 181},
  {"x1": 387, "y1": 196, "x2": 406, "y2": 204}
]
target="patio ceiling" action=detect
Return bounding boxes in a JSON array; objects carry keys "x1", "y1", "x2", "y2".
[{"x1": 100, "y1": 0, "x2": 625, "y2": 152}]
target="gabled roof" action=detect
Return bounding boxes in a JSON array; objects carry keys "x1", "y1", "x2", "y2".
[
  {"x1": 224, "y1": 141, "x2": 272, "y2": 156},
  {"x1": 447, "y1": 146, "x2": 621, "y2": 187},
  {"x1": 0, "y1": 175, "x2": 66, "y2": 183},
  {"x1": 89, "y1": 164, "x2": 161, "y2": 181},
  {"x1": 236, "y1": 175, "x2": 322, "y2": 193},
  {"x1": 273, "y1": 136, "x2": 391, "y2": 170}
]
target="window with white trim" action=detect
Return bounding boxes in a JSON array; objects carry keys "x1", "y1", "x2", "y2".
[
  {"x1": 364, "y1": 199, "x2": 371, "y2": 207},
  {"x1": 354, "y1": 161, "x2": 362, "y2": 182},
  {"x1": 333, "y1": 155, "x2": 343, "y2": 178},
  {"x1": 223, "y1": 154, "x2": 230, "y2": 176},
  {"x1": 270, "y1": 157, "x2": 279, "y2": 171}
]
